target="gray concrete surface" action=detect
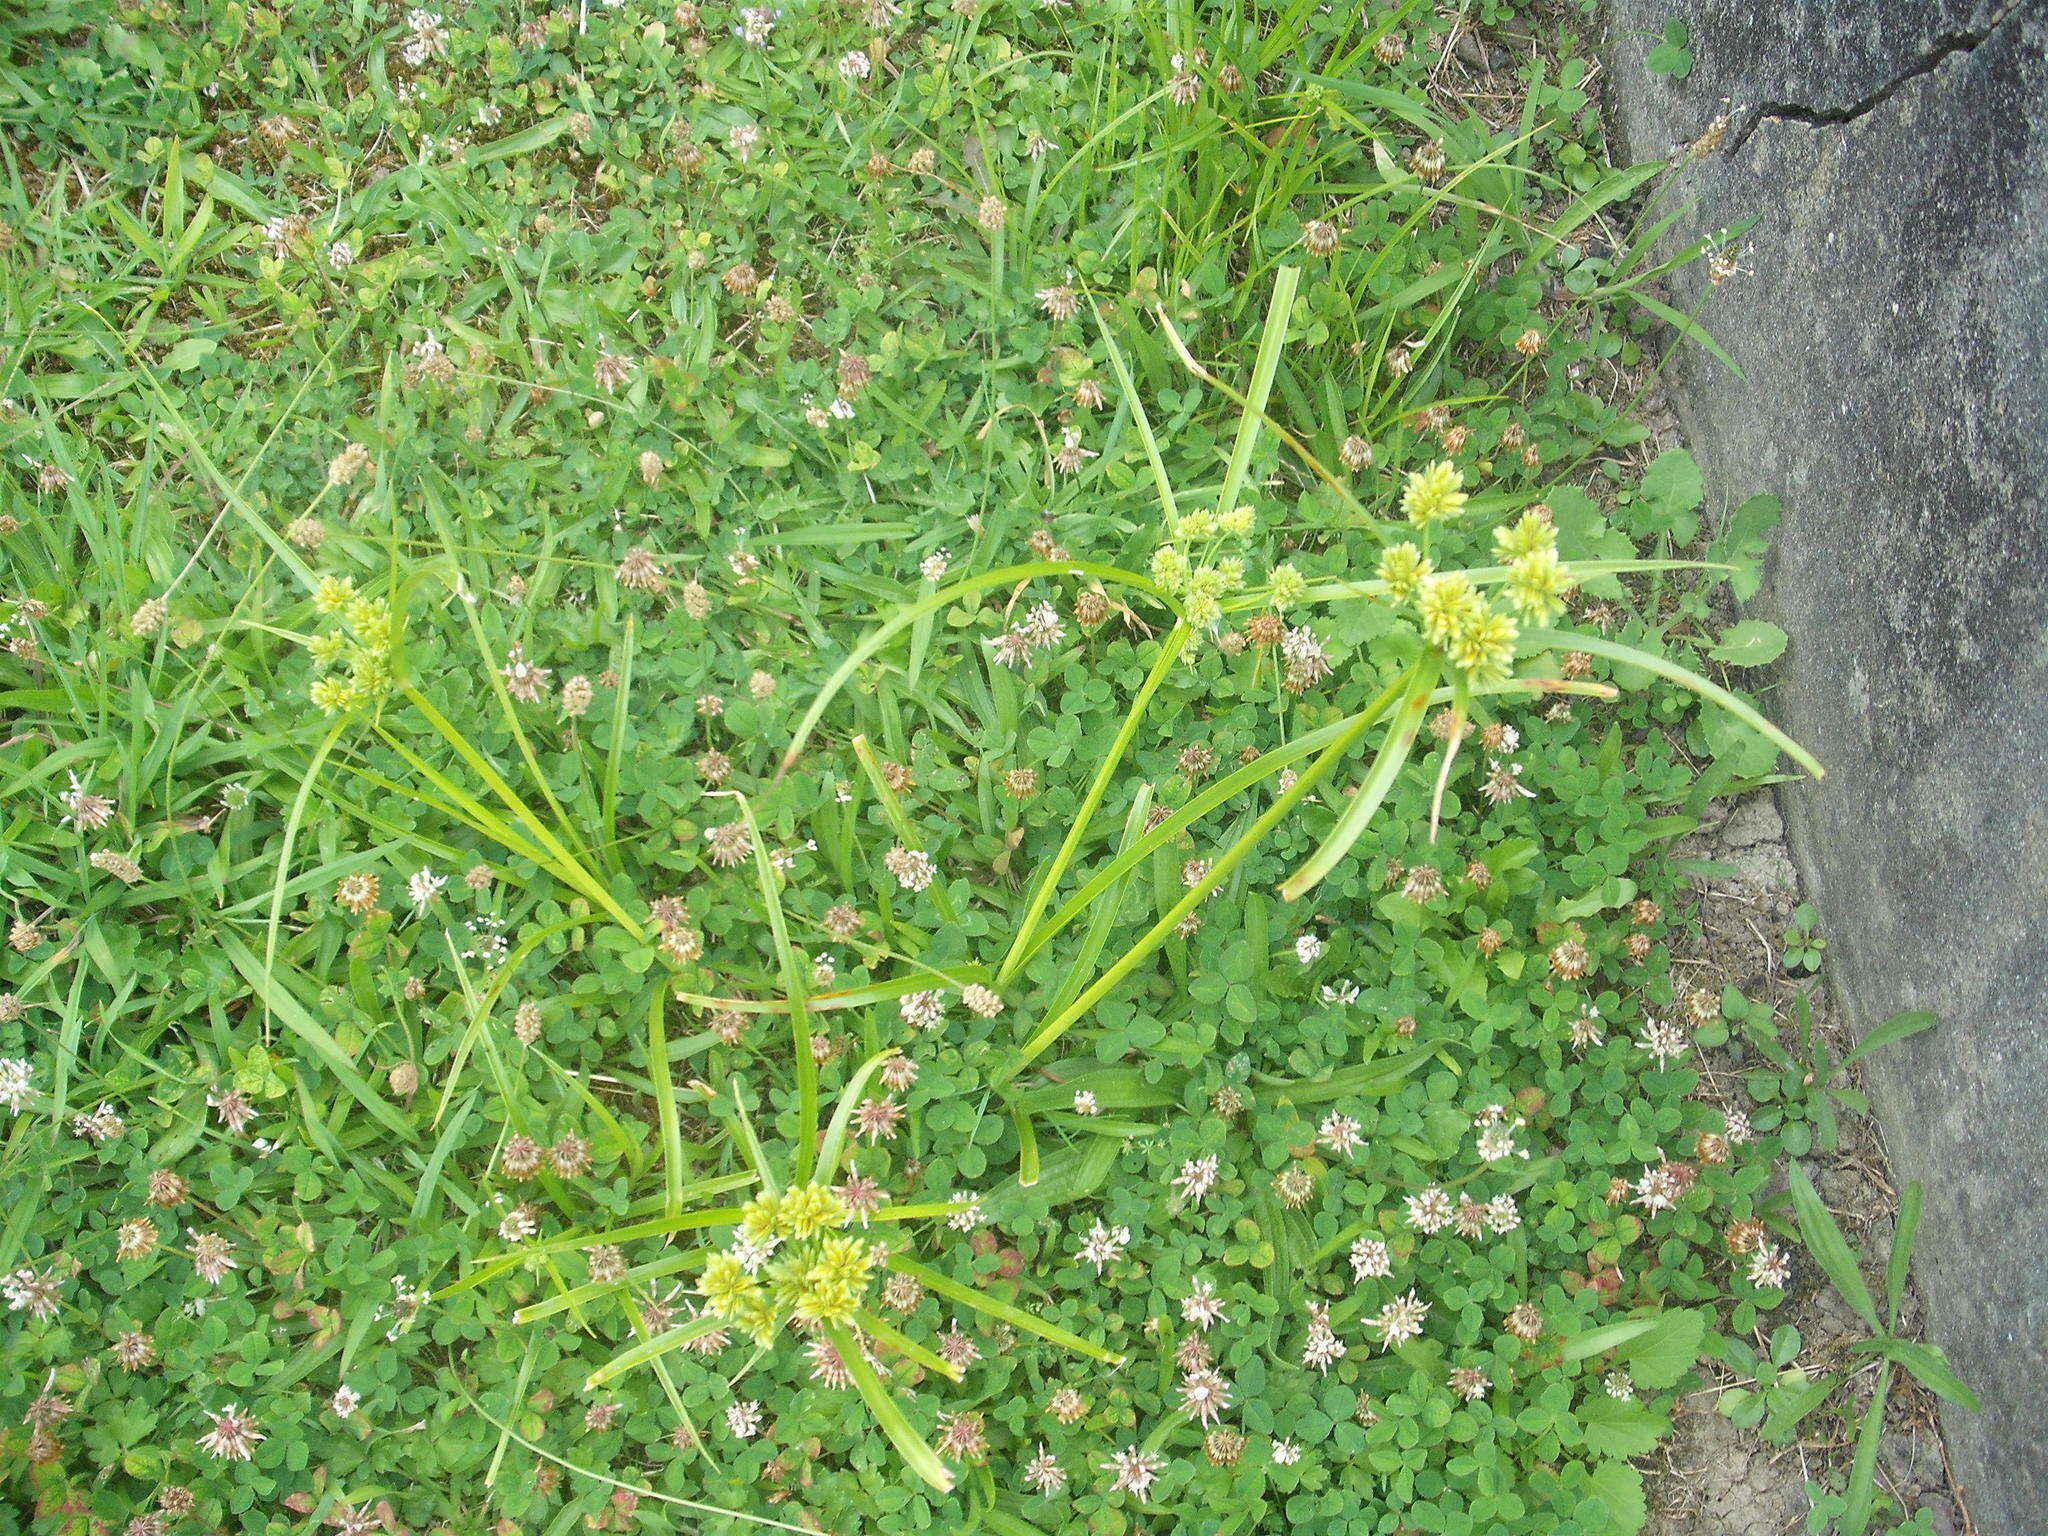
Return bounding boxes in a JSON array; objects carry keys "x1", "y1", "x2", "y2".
[{"x1": 1595, "y1": 3, "x2": 2048, "y2": 1532}]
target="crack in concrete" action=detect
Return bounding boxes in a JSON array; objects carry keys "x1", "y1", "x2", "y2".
[{"x1": 1730, "y1": 0, "x2": 2026, "y2": 152}]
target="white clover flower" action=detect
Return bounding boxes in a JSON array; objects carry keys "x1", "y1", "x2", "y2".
[
  {"x1": 0, "y1": 1058, "x2": 33, "y2": 1114},
  {"x1": 1077, "y1": 1220, "x2": 1130, "y2": 1272}
]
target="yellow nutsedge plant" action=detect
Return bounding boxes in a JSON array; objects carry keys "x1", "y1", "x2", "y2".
[
  {"x1": 771, "y1": 266, "x2": 1819, "y2": 1133},
  {"x1": 406, "y1": 269, "x2": 1816, "y2": 1502},
  {"x1": 441, "y1": 1047, "x2": 1122, "y2": 1497},
  {"x1": 301, "y1": 574, "x2": 399, "y2": 715},
  {"x1": 1147, "y1": 501, "x2": 1256, "y2": 631}
]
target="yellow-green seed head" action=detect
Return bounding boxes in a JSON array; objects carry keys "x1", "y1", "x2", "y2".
[
  {"x1": 738, "y1": 1192, "x2": 783, "y2": 1245},
  {"x1": 1492, "y1": 510, "x2": 1556, "y2": 562},
  {"x1": 778, "y1": 1183, "x2": 847, "y2": 1241},
  {"x1": 1375, "y1": 542, "x2": 1433, "y2": 602},
  {"x1": 1447, "y1": 608, "x2": 1519, "y2": 683},
  {"x1": 1505, "y1": 547, "x2": 1573, "y2": 625},
  {"x1": 812, "y1": 1234, "x2": 876, "y2": 1290},
  {"x1": 347, "y1": 649, "x2": 391, "y2": 697},
  {"x1": 344, "y1": 597, "x2": 391, "y2": 650},
  {"x1": 1401, "y1": 460, "x2": 1468, "y2": 527},
  {"x1": 1173, "y1": 510, "x2": 1217, "y2": 542},
  {"x1": 313, "y1": 575, "x2": 356, "y2": 615},
  {"x1": 1218, "y1": 504, "x2": 1256, "y2": 538},
  {"x1": 1415, "y1": 572, "x2": 1483, "y2": 648},
  {"x1": 1149, "y1": 544, "x2": 1191, "y2": 592},
  {"x1": 767, "y1": 1252, "x2": 812, "y2": 1312},
  {"x1": 308, "y1": 630, "x2": 349, "y2": 668},
  {"x1": 698, "y1": 1251, "x2": 757, "y2": 1317},
  {"x1": 736, "y1": 1291, "x2": 781, "y2": 1347},
  {"x1": 1268, "y1": 563, "x2": 1306, "y2": 611},
  {"x1": 309, "y1": 676, "x2": 357, "y2": 714},
  {"x1": 792, "y1": 1273, "x2": 859, "y2": 1326}
]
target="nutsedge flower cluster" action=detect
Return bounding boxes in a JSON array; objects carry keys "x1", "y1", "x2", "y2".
[
  {"x1": 697, "y1": 1183, "x2": 882, "y2": 1347},
  {"x1": 1375, "y1": 465, "x2": 1576, "y2": 684},
  {"x1": 1147, "y1": 503, "x2": 1262, "y2": 630},
  {"x1": 304, "y1": 576, "x2": 396, "y2": 714}
]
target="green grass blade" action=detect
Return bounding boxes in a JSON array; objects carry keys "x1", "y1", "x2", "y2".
[
  {"x1": 397, "y1": 688, "x2": 644, "y2": 934},
  {"x1": 260, "y1": 722, "x2": 344, "y2": 1039},
  {"x1": 1090, "y1": 293, "x2": 1179, "y2": 523},
  {"x1": 886, "y1": 1254, "x2": 1120, "y2": 1365},
  {"x1": 1865, "y1": 1339, "x2": 1977, "y2": 1410},
  {"x1": 1521, "y1": 627, "x2": 1822, "y2": 778},
  {"x1": 1788, "y1": 1161, "x2": 1879, "y2": 1332},
  {"x1": 1883, "y1": 1181, "x2": 1923, "y2": 1329},
  {"x1": 600, "y1": 614, "x2": 635, "y2": 874},
  {"x1": 648, "y1": 987, "x2": 686, "y2": 1216},
  {"x1": 585, "y1": 1311, "x2": 727, "y2": 1389},
  {"x1": 509, "y1": 1248, "x2": 711, "y2": 1322},
  {"x1": 1013, "y1": 720, "x2": 1354, "y2": 972},
  {"x1": 1001, "y1": 679, "x2": 1400, "y2": 1081},
  {"x1": 1279, "y1": 659, "x2": 1437, "y2": 900},
  {"x1": 775, "y1": 560, "x2": 1175, "y2": 781},
  {"x1": 1211, "y1": 264, "x2": 1301, "y2": 520},
  {"x1": 219, "y1": 931, "x2": 416, "y2": 1143},
  {"x1": 817, "y1": 1049, "x2": 905, "y2": 1186},
  {"x1": 998, "y1": 628, "x2": 1188, "y2": 985},
  {"x1": 1842, "y1": 1008, "x2": 1937, "y2": 1068},
  {"x1": 1014, "y1": 1103, "x2": 1041, "y2": 1188},
  {"x1": 1033, "y1": 784, "x2": 1153, "y2": 1025},
  {"x1": 851, "y1": 733, "x2": 960, "y2": 926},
  {"x1": 1840, "y1": 1360, "x2": 1892, "y2": 1536},
  {"x1": 853, "y1": 1307, "x2": 965, "y2": 1383},
  {"x1": 822, "y1": 1320, "x2": 954, "y2": 1492},
  {"x1": 726, "y1": 790, "x2": 819, "y2": 1181},
  {"x1": 464, "y1": 1397, "x2": 817, "y2": 1531}
]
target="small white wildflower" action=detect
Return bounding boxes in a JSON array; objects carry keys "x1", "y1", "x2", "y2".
[
  {"x1": 1637, "y1": 1017, "x2": 1690, "y2": 1068},
  {"x1": 1368, "y1": 1289, "x2": 1431, "y2": 1350},
  {"x1": 899, "y1": 990, "x2": 947, "y2": 1031},
  {"x1": 0, "y1": 1058, "x2": 33, "y2": 1114},
  {"x1": 1475, "y1": 1118, "x2": 1527, "y2": 1162},
  {"x1": 1484, "y1": 1194, "x2": 1521, "y2": 1233},
  {"x1": 1404, "y1": 1186, "x2": 1453, "y2": 1233},
  {"x1": 1181, "y1": 1276, "x2": 1227, "y2": 1331},
  {"x1": 1172, "y1": 1155, "x2": 1219, "y2": 1203},
  {"x1": 1348, "y1": 1237, "x2": 1392, "y2": 1280},
  {"x1": 1077, "y1": 1220, "x2": 1130, "y2": 1272},
  {"x1": 1318, "y1": 1113, "x2": 1364, "y2": 1158},
  {"x1": 1748, "y1": 1242, "x2": 1791, "y2": 1289},
  {"x1": 1302, "y1": 1303, "x2": 1346, "y2": 1373},
  {"x1": 946, "y1": 1192, "x2": 985, "y2": 1232}
]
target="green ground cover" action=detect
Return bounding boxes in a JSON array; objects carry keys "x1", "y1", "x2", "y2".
[{"x1": 0, "y1": 3, "x2": 1902, "y2": 1533}]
